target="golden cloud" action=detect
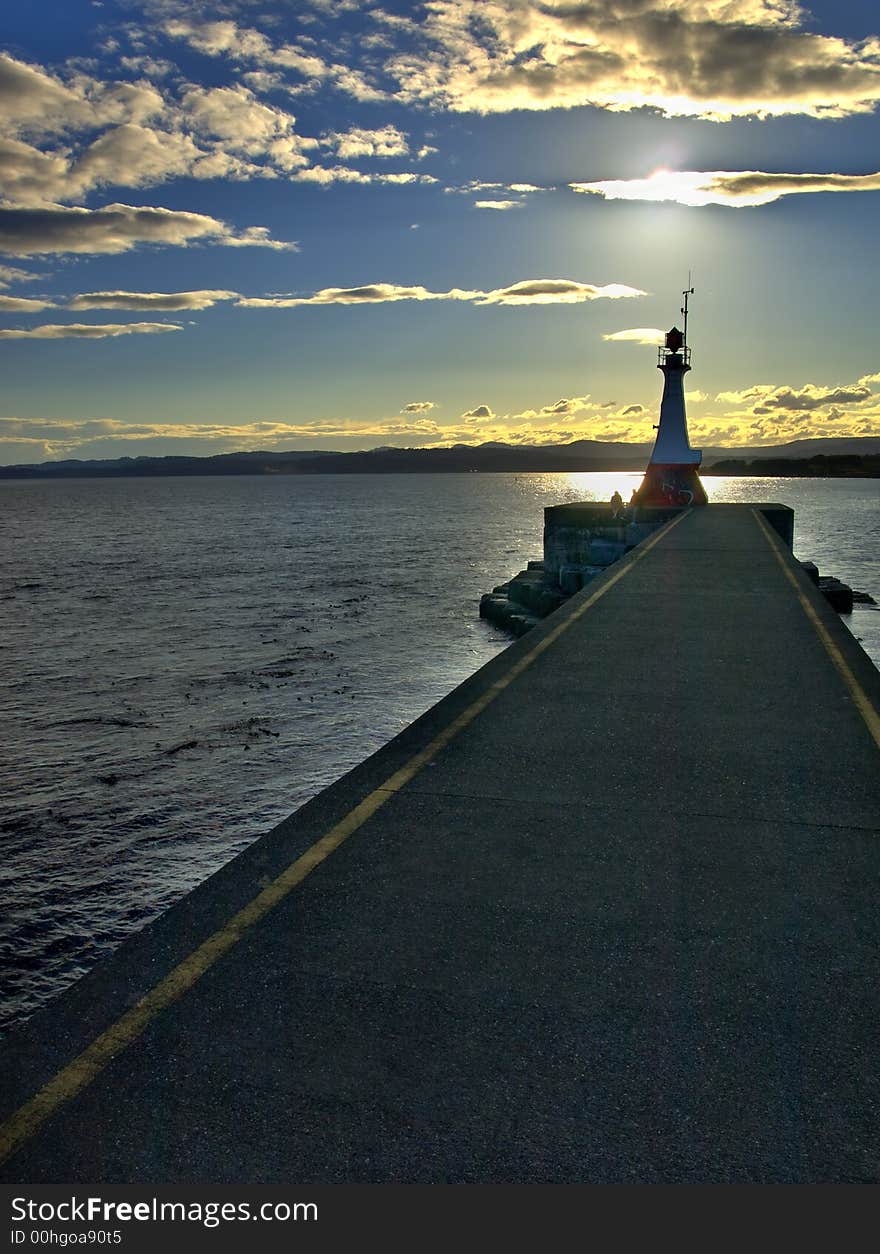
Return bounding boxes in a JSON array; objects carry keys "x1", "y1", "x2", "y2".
[
  {"x1": 4, "y1": 382, "x2": 878, "y2": 465},
  {"x1": 695, "y1": 373, "x2": 880, "y2": 444},
  {"x1": 716, "y1": 381, "x2": 876, "y2": 410}
]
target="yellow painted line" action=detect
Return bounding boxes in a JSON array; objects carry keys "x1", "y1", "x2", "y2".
[
  {"x1": 0, "y1": 508, "x2": 689, "y2": 1166},
  {"x1": 752, "y1": 508, "x2": 880, "y2": 752}
]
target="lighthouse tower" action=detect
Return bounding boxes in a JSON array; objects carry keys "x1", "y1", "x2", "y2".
[{"x1": 634, "y1": 286, "x2": 708, "y2": 506}]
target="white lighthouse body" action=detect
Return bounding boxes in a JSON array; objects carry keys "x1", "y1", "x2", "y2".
[
  {"x1": 634, "y1": 321, "x2": 708, "y2": 507},
  {"x1": 650, "y1": 337, "x2": 701, "y2": 465}
]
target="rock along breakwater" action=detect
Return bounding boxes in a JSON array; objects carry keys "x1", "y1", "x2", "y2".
[{"x1": 481, "y1": 501, "x2": 872, "y2": 636}]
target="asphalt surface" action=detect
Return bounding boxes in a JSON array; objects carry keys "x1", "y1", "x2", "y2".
[{"x1": 2, "y1": 504, "x2": 879, "y2": 1184}]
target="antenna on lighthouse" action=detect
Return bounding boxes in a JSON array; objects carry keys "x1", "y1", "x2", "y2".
[{"x1": 681, "y1": 273, "x2": 695, "y2": 347}]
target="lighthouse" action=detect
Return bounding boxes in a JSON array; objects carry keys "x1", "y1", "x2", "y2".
[{"x1": 634, "y1": 286, "x2": 708, "y2": 507}]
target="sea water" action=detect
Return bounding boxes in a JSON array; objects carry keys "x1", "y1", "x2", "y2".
[{"x1": 1, "y1": 472, "x2": 877, "y2": 1031}]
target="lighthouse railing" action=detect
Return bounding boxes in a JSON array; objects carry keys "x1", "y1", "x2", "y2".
[{"x1": 657, "y1": 346, "x2": 691, "y2": 367}]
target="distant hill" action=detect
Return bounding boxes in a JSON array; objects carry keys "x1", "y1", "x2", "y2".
[
  {"x1": 1, "y1": 436, "x2": 879, "y2": 478},
  {"x1": 705, "y1": 452, "x2": 880, "y2": 478},
  {"x1": 703, "y1": 436, "x2": 880, "y2": 462}
]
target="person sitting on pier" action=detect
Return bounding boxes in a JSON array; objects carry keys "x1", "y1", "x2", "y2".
[{"x1": 625, "y1": 488, "x2": 638, "y2": 522}]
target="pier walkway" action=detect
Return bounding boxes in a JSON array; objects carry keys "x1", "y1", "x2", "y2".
[{"x1": 2, "y1": 505, "x2": 879, "y2": 1183}]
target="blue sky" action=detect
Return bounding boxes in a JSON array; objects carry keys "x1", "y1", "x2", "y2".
[{"x1": 1, "y1": 0, "x2": 879, "y2": 462}]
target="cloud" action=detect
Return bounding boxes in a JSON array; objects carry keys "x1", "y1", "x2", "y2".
[
  {"x1": 382, "y1": 0, "x2": 880, "y2": 121},
  {"x1": 322, "y1": 125, "x2": 409, "y2": 159},
  {"x1": 0, "y1": 53, "x2": 173, "y2": 202},
  {"x1": 445, "y1": 180, "x2": 504, "y2": 195},
  {"x1": 0, "y1": 54, "x2": 78, "y2": 134},
  {"x1": 0, "y1": 412, "x2": 448, "y2": 463},
  {"x1": 439, "y1": 390, "x2": 662, "y2": 446},
  {"x1": 687, "y1": 373, "x2": 880, "y2": 445},
  {"x1": 290, "y1": 165, "x2": 433, "y2": 185},
  {"x1": 118, "y1": 55, "x2": 176, "y2": 79},
  {"x1": 0, "y1": 321, "x2": 182, "y2": 340},
  {"x1": 72, "y1": 99, "x2": 319, "y2": 199},
  {"x1": 573, "y1": 168, "x2": 880, "y2": 208},
  {"x1": 0, "y1": 203, "x2": 295, "y2": 256},
  {"x1": 0, "y1": 49, "x2": 427, "y2": 205},
  {"x1": 402, "y1": 401, "x2": 435, "y2": 412},
  {"x1": 220, "y1": 225, "x2": 297, "y2": 249},
  {"x1": 0, "y1": 52, "x2": 138, "y2": 137},
  {"x1": 603, "y1": 327, "x2": 665, "y2": 344},
  {"x1": 161, "y1": 18, "x2": 297, "y2": 63},
  {"x1": 473, "y1": 199, "x2": 522, "y2": 210},
  {"x1": 0, "y1": 137, "x2": 75, "y2": 205},
  {"x1": 512, "y1": 395, "x2": 596, "y2": 421},
  {"x1": 716, "y1": 382, "x2": 875, "y2": 411},
  {"x1": 447, "y1": 180, "x2": 546, "y2": 197},
  {"x1": 538, "y1": 397, "x2": 592, "y2": 417},
  {"x1": 6, "y1": 368, "x2": 877, "y2": 464},
  {"x1": 287, "y1": 166, "x2": 366, "y2": 185},
  {"x1": 0, "y1": 119, "x2": 264, "y2": 206},
  {"x1": 182, "y1": 83, "x2": 294, "y2": 145},
  {"x1": 237, "y1": 283, "x2": 477, "y2": 308},
  {"x1": 67, "y1": 289, "x2": 238, "y2": 311},
  {"x1": 240, "y1": 69, "x2": 284, "y2": 92},
  {"x1": 0, "y1": 264, "x2": 44, "y2": 288},
  {"x1": 162, "y1": 17, "x2": 387, "y2": 101},
  {"x1": 5, "y1": 0, "x2": 879, "y2": 240},
  {"x1": 74, "y1": 125, "x2": 220, "y2": 198},
  {"x1": 442, "y1": 373, "x2": 880, "y2": 448},
  {"x1": 475, "y1": 279, "x2": 646, "y2": 305},
  {"x1": 0, "y1": 294, "x2": 55, "y2": 313},
  {"x1": 179, "y1": 83, "x2": 319, "y2": 173},
  {"x1": 237, "y1": 277, "x2": 645, "y2": 309}
]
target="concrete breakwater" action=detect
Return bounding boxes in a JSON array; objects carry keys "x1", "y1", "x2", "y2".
[
  {"x1": 480, "y1": 502, "x2": 684, "y2": 637},
  {"x1": 481, "y1": 501, "x2": 870, "y2": 635},
  {"x1": 2, "y1": 504, "x2": 879, "y2": 1184}
]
